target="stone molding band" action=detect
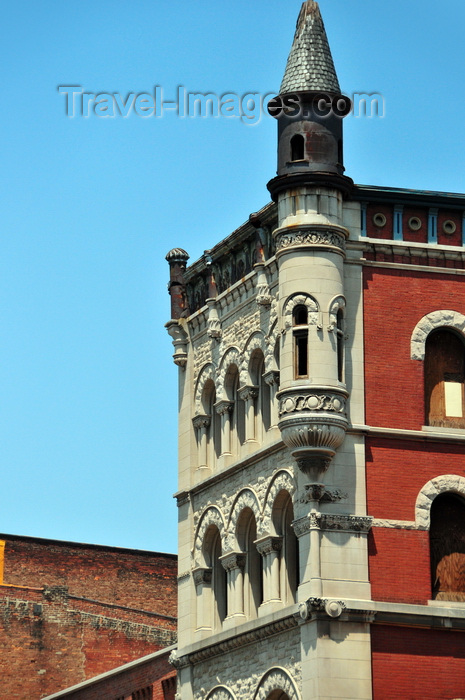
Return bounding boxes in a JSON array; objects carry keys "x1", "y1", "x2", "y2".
[
  {"x1": 278, "y1": 390, "x2": 347, "y2": 416},
  {"x1": 293, "y1": 513, "x2": 373, "y2": 537},
  {"x1": 274, "y1": 225, "x2": 348, "y2": 255}
]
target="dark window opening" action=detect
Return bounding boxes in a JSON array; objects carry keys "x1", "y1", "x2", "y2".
[
  {"x1": 430, "y1": 493, "x2": 465, "y2": 601},
  {"x1": 294, "y1": 332, "x2": 308, "y2": 378},
  {"x1": 336, "y1": 309, "x2": 344, "y2": 382},
  {"x1": 290, "y1": 134, "x2": 305, "y2": 161}
]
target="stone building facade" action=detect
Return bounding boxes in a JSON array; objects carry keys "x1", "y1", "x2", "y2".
[{"x1": 166, "y1": 2, "x2": 465, "y2": 698}]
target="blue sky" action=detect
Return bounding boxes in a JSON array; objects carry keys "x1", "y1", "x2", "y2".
[{"x1": 0, "y1": 0, "x2": 464, "y2": 554}]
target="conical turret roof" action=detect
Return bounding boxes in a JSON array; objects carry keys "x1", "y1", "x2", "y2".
[{"x1": 280, "y1": 1, "x2": 340, "y2": 95}]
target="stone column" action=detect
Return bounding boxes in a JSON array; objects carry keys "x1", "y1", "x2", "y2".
[
  {"x1": 255, "y1": 535, "x2": 282, "y2": 604},
  {"x1": 192, "y1": 567, "x2": 212, "y2": 633},
  {"x1": 238, "y1": 385, "x2": 258, "y2": 443},
  {"x1": 219, "y1": 551, "x2": 246, "y2": 628},
  {"x1": 263, "y1": 369, "x2": 280, "y2": 428},
  {"x1": 192, "y1": 414, "x2": 211, "y2": 470},
  {"x1": 214, "y1": 400, "x2": 233, "y2": 456}
]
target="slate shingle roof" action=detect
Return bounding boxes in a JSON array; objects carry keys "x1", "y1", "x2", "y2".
[{"x1": 280, "y1": 0, "x2": 340, "y2": 95}]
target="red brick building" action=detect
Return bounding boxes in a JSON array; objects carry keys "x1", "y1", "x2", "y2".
[{"x1": 0, "y1": 533, "x2": 177, "y2": 699}]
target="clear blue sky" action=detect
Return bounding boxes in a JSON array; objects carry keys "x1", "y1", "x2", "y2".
[{"x1": 0, "y1": 0, "x2": 464, "y2": 554}]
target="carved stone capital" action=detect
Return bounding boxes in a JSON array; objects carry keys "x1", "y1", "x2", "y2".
[
  {"x1": 297, "y1": 597, "x2": 347, "y2": 621},
  {"x1": 214, "y1": 399, "x2": 234, "y2": 416},
  {"x1": 206, "y1": 298, "x2": 222, "y2": 339},
  {"x1": 263, "y1": 369, "x2": 280, "y2": 388},
  {"x1": 192, "y1": 567, "x2": 212, "y2": 586},
  {"x1": 238, "y1": 384, "x2": 259, "y2": 402},
  {"x1": 254, "y1": 535, "x2": 283, "y2": 557},
  {"x1": 219, "y1": 551, "x2": 245, "y2": 572},
  {"x1": 192, "y1": 414, "x2": 211, "y2": 430}
]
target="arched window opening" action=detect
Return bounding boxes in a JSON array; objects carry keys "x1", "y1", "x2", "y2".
[
  {"x1": 424, "y1": 329, "x2": 465, "y2": 428},
  {"x1": 430, "y1": 493, "x2": 465, "y2": 601},
  {"x1": 200, "y1": 379, "x2": 218, "y2": 468},
  {"x1": 237, "y1": 508, "x2": 262, "y2": 618},
  {"x1": 336, "y1": 308, "x2": 344, "y2": 383},
  {"x1": 250, "y1": 349, "x2": 270, "y2": 438},
  {"x1": 272, "y1": 491, "x2": 298, "y2": 604},
  {"x1": 290, "y1": 134, "x2": 305, "y2": 162},
  {"x1": 337, "y1": 138, "x2": 343, "y2": 165},
  {"x1": 203, "y1": 525, "x2": 227, "y2": 628},
  {"x1": 293, "y1": 305, "x2": 308, "y2": 379},
  {"x1": 225, "y1": 364, "x2": 245, "y2": 454}
]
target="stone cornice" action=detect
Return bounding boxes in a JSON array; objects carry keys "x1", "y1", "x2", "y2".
[
  {"x1": 173, "y1": 612, "x2": 298, "y2": 668},
  {"x1": 349, "y1": 423, "x2": 465, "y2": 444},
  {"x1": 293, "y1": 512, "x2": 372, "y2": 537}
]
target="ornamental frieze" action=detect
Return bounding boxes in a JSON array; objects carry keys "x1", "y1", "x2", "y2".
[
  {"x1": 318, "y1": 513, "x2": 373, "y2": 533},
  {"x1": 279, "y1": 392, "x2": 346, "y2": 416},
  {"x1": 275, "y1": 228, "x2": 346, "y2": 253}
]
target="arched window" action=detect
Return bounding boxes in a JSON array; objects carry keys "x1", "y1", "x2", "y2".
[
  {"x1": 203, "y1": 525, "x2": 227, "y2": 628},
  {"x1": 424, "y1": 329, "x2": 465, "y2": 428},
  {"x1": 237, "y1": 508, "x2": 262, "y2": 618},
  {"x1": 290, "y1": 134, "x2": 305, "y2": 161},
  {"x1": 200, "y1": 379, "x2": 220, "y2": 468},
  {"x1": 430, "y1": 493, "x2": 465, "y2": 601},
  {"x1": 293, "y1": 305, "x2": 308, "y2": 379},
  {"x1": 250, "y1": 349, "x2": 270, "y2": 439},
  {"x1": 225, "y1": 364, "x2": 245, "y2": 454},
  {"x1": 266, "y1": 693, "x2": 291, "y2": 700},
  {"x1": 272, "y1": 491, "x2": 298, "y2": 604}
]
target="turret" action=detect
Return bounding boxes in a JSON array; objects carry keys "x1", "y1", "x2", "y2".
[{"x1": 269, "y1": 1, "x2": 351, "y2": 494}]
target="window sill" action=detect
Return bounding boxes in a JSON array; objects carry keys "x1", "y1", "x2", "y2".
[{"x1": 422, "y1": 425, "x2": 465, "y2": 435}]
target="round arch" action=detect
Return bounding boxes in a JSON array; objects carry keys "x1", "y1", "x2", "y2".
[
  {"x1": 410, "y1": 310, "x2": 465, "y2": 361},
  {"x1": 253, "y1": 667, "x2": 301, "y2": 700},
  {"x1": 415, "y1": 474, "x2": 465, "y2": 528}
]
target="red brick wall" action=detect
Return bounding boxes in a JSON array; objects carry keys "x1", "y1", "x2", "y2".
[
  {"x1": 1, "y1": 535, "x2": 177, "y2": 618},
  {"x1": 369, "y1": 528, "x2": 431, "y2": 604},
  {"x1": 363, "y1": 267, "x2": 465, "y2": 430},
  {"x1": 46, "y1": 650, "x2": 176, "y2": 700},
  {"x1": 372, "y1": 625, "x2": 465, "y2": 699},
  {"x1": 0, "y1": 536, "x2": 177, "y2": 700}
]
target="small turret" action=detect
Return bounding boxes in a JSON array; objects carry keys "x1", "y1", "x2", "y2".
[
  {"x1": 268, "y1": 0, "x2": 352, "y2": 201},
  {"x1": 166, "y1": 248, "x2": 190, "y2": 319}
]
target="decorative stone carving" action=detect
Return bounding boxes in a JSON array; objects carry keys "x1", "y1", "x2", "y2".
[
  {"x1": 193, "y1": 506, "x2": 225, "y2": 565},
  {"x1": 297, "y1": 597, "x2": 346, "y2": 621},
  {"x1": 220, "y1": 552, "x2": 245, "y2": 572},
  {"x1": 279, "y1": 392, "x2": 346, "y2": 416},
  {"x1": 169, "y1": 649, "x2": 190, "y2": 670},
  {"x1": 254, "y1": 262, "x2": 272, "y2": 306},
  {"x1": 238, "y1": 385, "x2": 259, "y2": 402},
  {"x1": 255, "y1": 535, "x2": 282, "y2": 557},
  {"x1": 263, "y1": 369, "x2": 279, "y2": 388},
  {"x1": 192, "y1": 414, "x2": 211, "y2": 430},
  {"x1": 206, "y1": 298, "x2": 222, "y2": 339},
  {"x1": 277, "y1": 386, "x2": 349, "y2": 478},
  {"x1": 192, "y1": 567, "x2": 212, "y2": 586},
  {"x1": 320, "y1": 487, "x2": 348, "y2": 503},
  {"x1": 328, "y1": 295, "x2": 346, "y2": 332},
  {"x1": 300, "y1": 483, "x2": 326, "y2": 504},
  {"x1": 410, "y1": 310, "x2": 465, "y2": 360},
  {"x1": 262, "y1": 469, "x2": 296, "y2": 532},
  {"x1": 318, "y1": 513, "x2": 373, "y2": 533},
  {"x1": 415, "y1": 474, "x2": 465, "y2": 528},
  {"x1": 253, "y1": 667, "x2": 301, "y2": 700},
  {"x1": 274, "y1": 224, "x2": 347, "y2": 256},
  {"x1": 283, "y1": 293, "x2": 319, "y2": 330},
  {"x1": 292, "y1": 514, "x2": 320, "y2": 538},
  {"x1": 194, "y1": 363, "x2": 216, "y2": 413},
  {"x1": 215, "y1": 399, "x2": 234, "y2": 416},
  {"x1": 165, "y1": 319, "x2": 189, "y2": 368},
  {"x1": 227, "y1": 488, "x2": 262, "y2": 544}
]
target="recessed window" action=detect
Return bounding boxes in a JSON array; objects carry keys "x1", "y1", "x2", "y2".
[
  {"x1": 293, "y1": 305, "x2": 308, "y2": 378},
  {"x1": 430, "y1": 493, "x2": 465, "y2": 601},
  {"x1": 424, "y1": 329, "x2": 465, "y2": 428},
  {"x1": 290, "y1": 134, "x2": 305, "y2": 161}
]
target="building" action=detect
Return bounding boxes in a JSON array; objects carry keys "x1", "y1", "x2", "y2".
[
  {"x1": 0, "y1": 533, "x2": 177, "y2": 699},
  {"x1": 165, "y1": 1, "x2": 465, "y2": 698}
]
